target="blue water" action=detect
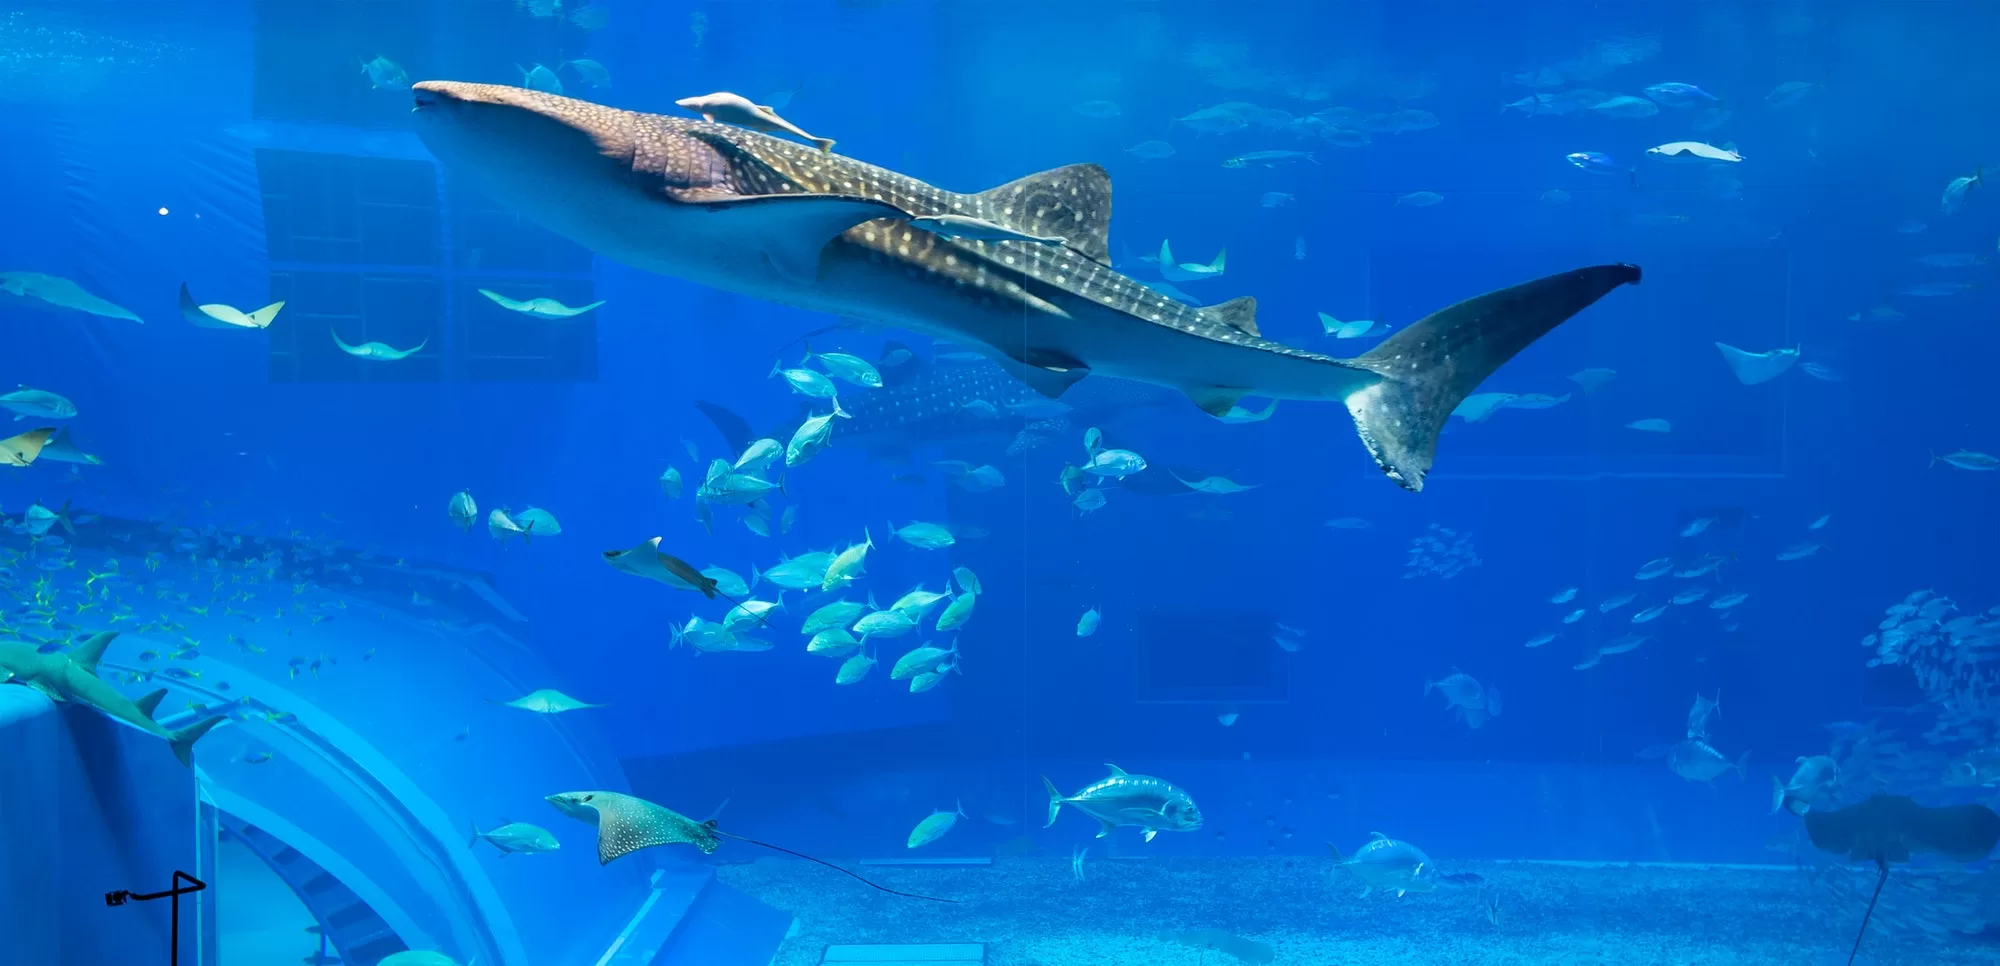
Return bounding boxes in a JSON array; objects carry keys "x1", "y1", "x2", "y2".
[{"x1": 3, "y1": 1, "x2": 1998, "y2": 964}]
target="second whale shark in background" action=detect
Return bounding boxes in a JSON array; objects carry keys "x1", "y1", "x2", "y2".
[{"x1": 410, "y1": 81, "x2": 1641, "y2": 491}]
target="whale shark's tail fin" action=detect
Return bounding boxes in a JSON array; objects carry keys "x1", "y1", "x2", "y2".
[
  {"x1": 170, "y1": 716, "x2": 225, "y2": 768},
  {"x1": 1346, "y1": 263, "x2": 1641, "y2": 492}
]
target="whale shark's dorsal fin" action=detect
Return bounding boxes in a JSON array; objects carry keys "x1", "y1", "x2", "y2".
[
  {"x1": 970, "y1": 163, "x2": 1112, "y2": 267},
  {"x1": 1203, "y1": 296, "x2": 1259, "y2": 337},
  {"x1": 71, "y1": 631, "x2": 117, "y2": 676}
]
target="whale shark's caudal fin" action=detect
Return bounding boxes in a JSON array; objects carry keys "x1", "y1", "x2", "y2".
[
  {"x1": 1346, "y1": 263, "x2": 1640, "y2": 492},
  {"x1": 170, "y1": 716, "x2": 225, "y2": 768}
]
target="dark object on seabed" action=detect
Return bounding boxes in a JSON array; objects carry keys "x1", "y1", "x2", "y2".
[
  {"x1": 1805, "y1": 795, "x2": 2000, "y2": 864},
  {"x1": 1802, "y1": 795, "x2": 2000, "y2": 965}
]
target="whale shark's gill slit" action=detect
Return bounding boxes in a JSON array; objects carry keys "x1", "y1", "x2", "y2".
[
  {"x1": 1347, "y1": 263, "x2": 1642, "y2": 493},
  {"x1": 710, "y1": 827, "x2": 962, "y2": 903}
]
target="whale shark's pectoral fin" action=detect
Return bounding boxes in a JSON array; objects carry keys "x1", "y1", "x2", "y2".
[
  {"x1": 70, "y1": 631, "x2": 117, "y2": 676},
  {"x1": 1004, "y1": 349, "x2": 1090, "y2": 399},
  {"x1": 669, "y1": 189, "x2": 911, "y2": 285},
  {"x1": 1184, "y1": 387, "x2": 1247, "y2": 419}
]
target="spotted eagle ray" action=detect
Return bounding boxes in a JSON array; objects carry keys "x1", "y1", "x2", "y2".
[
  {"x1": 412, "y1": 82, "x2": 1640, "y2": 490},
  {"x1": 545, "y1": 790, "x2": 957, "y2": 901},
  {"x1": 0, "y1": 631, "x2": 223, "y2": 766}
]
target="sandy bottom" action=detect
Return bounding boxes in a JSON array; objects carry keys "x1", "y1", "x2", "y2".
[{"x1": 720, "y1": 855, "x2": 1998, "y2": 965}]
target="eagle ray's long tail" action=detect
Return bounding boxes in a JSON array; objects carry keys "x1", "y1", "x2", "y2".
[{"x1": 710, "y1": 829, "x2": 960, "y2": 903}]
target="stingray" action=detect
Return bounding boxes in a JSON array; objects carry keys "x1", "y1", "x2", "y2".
[
  {"x1": 1715, "y1": 341, "x2": 1799, "y2": 384},
  {"x1": 546, "y1": 790, "x2": 956, "y2": 902},
  {"x1": 1803, "y1": 794, "x2": 2000, "y2": 964}
]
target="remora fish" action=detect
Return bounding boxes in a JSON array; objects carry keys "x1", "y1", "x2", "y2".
[
  {"x1": 0, "y1": 631, "x2": 223, "y2": 766},
  {"x1": 412, "y1": 82, "x2": 1640, "y2": 490}
]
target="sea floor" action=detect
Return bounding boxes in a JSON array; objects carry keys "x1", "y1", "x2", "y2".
[{"x1": 720, "y1": 856, "x2": 1998, "y2": 966}]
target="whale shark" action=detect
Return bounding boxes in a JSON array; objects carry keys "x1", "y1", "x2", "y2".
[
  {"x1": 411, "y1": 81, "x2": 1640, "y2": 490},
  {"x1": 0, "y1": 631, "x2": 222, "y2": 766}
]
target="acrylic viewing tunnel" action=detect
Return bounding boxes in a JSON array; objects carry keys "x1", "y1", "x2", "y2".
[{"x1": 0, "y1": 515, "x2": 788, "y2": 966}]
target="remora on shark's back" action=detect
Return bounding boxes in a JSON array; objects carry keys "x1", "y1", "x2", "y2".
[{"x1": 411, "y1": 82, "x2": 1640, "y2": 491}]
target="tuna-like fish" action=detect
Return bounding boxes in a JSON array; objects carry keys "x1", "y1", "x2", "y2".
[
  {"x1": 1425, "y1": 670, "x2": 1501, "y2": 728},
  {"x1": 906, "y1": 800, "x2": 966, "y2": 848},
  {"x1": 1041, "y1": 763, "x2": 1202, "y2": 842},
  {"x1": 410, "y1": 82, "x2": 1640, "y2": 492},
  {"x1": 447, "y1": 490, "x2": 477, "y2": 529},
  {"x1": 469, "y1": 820, "x2": 561, "y2": 855},
  {"x1": 1667, "y1": 738, "x2": 1748, "y2": 782},
  {"x1": 1771, "y1": 755, "x2": 1839, "y2": 816},
  {"x1": 1328, "y1": 833, "x2": 1440, "y2": 898},
  {"x1": 0, "y1": 386, "x2": 76, "y2": 421}
]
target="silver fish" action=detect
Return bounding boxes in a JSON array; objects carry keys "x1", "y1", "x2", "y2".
[{"x1": 1041, "y1": 763, "x2": 1201, "y2": 842}]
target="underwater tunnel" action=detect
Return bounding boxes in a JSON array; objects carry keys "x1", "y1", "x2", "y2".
[{"x1": 0, "y1": 514, "x2": 793, "y2": 966}]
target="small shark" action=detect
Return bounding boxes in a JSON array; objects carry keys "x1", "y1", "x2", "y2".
[
  {"x1": 412, "y1": 82, "x2": 1640, "y2": 490},
  {"x1": 0, "y1": 631, "x2": 223, "y2": 766}
]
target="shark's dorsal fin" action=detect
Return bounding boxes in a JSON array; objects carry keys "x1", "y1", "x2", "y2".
[
  {"x1": 1104, "y1": 763, "x2": 1129, "y2": 776},
  {"x1": 1203, "y1": 296, "x2": 1259, "y2": 337},
  {"x1": 971, "y1": 164, "x2": 1112, "y2": 267},
  {"x1": 70, "y1": 631, "x2": 117, "y2": 676},
  {"x1": 133, "y1": 688, "x2": 168, "y2": 719}
]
